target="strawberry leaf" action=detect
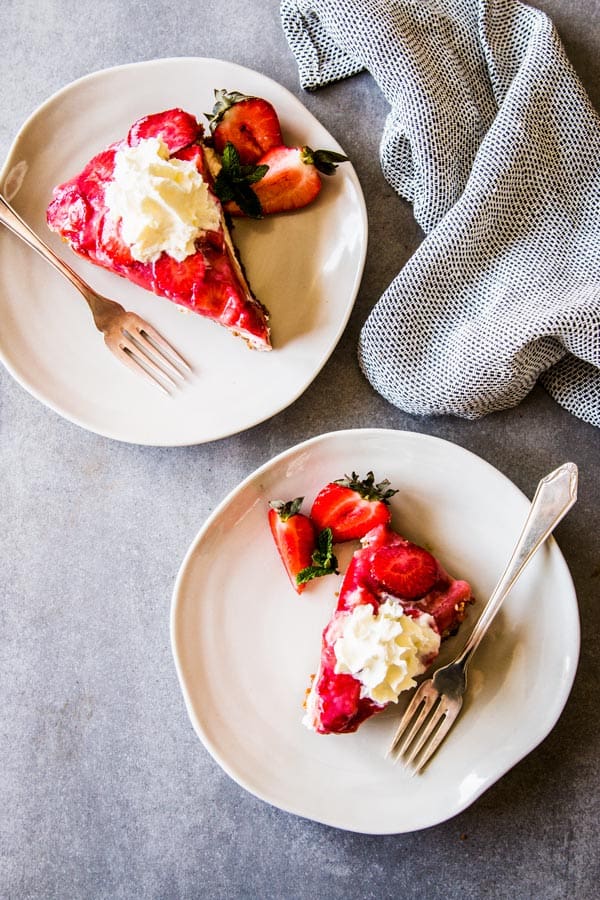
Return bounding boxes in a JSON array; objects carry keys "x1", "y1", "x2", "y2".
[
  {"x1": 301, "y1": 146, "x2": 349, "y2": 175},
  {"x1": 269, "y1": 497, "x2": 304, "y2": 521},
  {"x1": 207, "y1": 89, "x2": 253, "y2": 129},
  {"x1": 296, "y1": 527, "x2": 339, "y2": 584},
  {"x1": 213, "y1": 142, "x2": 267, "y2": 218},
  {"x1": 334, "y1": 470, "x2": 398, "y2": 504}
]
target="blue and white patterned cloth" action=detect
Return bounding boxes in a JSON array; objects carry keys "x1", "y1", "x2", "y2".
[{"x1": 281, "y1": 0, "x2": 600, "y2": 426}]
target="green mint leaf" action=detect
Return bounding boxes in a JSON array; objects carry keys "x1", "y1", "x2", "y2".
[
  {"x1": 295, "y1": 527, "x2": 339, "y2": 584},
  {"x1": 213, "y1": 172, "x2": 236, "y2": 203},
  {"x1": 212, "y1": 142, "x2": 266, "y2": 218},
  {"x1": 296, "y1": 565, "x2": 335, "y2": 585},
  {"x1": 233, "y1": 183, "x2": 263, "y2": 219},
  {"x1": 242, "y1": 163, "x2": 269, "y2": 184},
  {"x1": 221, "y1": 141, "x2": 241, "y2": 175}
]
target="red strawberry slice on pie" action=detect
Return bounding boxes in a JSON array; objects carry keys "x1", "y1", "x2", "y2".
[
  {"x1": 303, "y1": 524, "x2": 473, "y2": 735},
  {"x1": 127, "y1": 109, "x2": 201, "y2": 153},
  {"x1": 46, "y1": 108, "x2": 271, "y2": 350}
]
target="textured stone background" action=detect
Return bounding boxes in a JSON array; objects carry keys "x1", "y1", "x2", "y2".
[{"x1": 0, "y1": 1, "x2": 598, "y2": 898}]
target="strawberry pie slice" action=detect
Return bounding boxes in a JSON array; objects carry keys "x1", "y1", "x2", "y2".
[
  {"x1": 303, "y1": 524, "x2": 473, "y2": 735},
  {"x1": 46, "y1": 109, "x2": 271, "y2": 350}
]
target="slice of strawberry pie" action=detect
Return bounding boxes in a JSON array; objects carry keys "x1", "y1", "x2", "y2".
[
  {"x1": 303, "y1": 524, "x2": 473, "y2": 735},
  {"x1": 46, "y1": 109, "x2": 271, "y2": 350}
]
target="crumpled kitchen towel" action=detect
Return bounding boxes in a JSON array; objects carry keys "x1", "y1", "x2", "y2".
[{"x1": 280, "y1": 0, "x2": 600, "y2": 426}]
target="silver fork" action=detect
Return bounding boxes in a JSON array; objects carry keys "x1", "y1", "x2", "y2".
[
  {"x1": 387, "y1": 461, "x2": 578, "y2": 774},
  {"x1": 0, "y1": 192, "x2": 191, "y2": 394}
]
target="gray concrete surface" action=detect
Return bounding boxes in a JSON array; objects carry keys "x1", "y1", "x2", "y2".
[{"x1": 1, "y1": 1, "x2": 598, "y2": 897}]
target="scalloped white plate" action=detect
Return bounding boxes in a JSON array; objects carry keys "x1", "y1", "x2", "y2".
[
  {"x1": 171, "y1": 428, "x2": 579, "y2": 834},
  {"x1": 0, "y1": 59, "x2": 366, "y2": 445}
]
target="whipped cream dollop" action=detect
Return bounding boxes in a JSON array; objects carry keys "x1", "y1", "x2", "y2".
[
  {"x1": 105, "y1": 137, "x2": 220, "y2": 263},
  {"x1": 333, "y1": 599, "x2": 440, "y2": 705}
]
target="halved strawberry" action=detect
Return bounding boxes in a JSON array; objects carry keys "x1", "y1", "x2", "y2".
[
  {"x1": 78, "y1": 145, "x2": 121, "y2": 206},
  {"x1": 152, "y1": 253, "x2": 208, "y2": 304},
  {"x1": 127, "y1": 108, "x2": 201, "y2": 154},
  {"x1": 268, "y1": 498, "x2": 338, "y2": 593},
  {"x1": 208, "y1": 89, "x2": 283, "y2": 166},
  {"x1": 222, "y1": 145, "x2": 349, "y2": 217},
  {"x1": 310, "y1": 472, "x2": 397, "y2": 543},
  {"x1": 96, "y1": 212, "x2": 134, "y2": 268},
  {"x1": 370, "y1": 541, "x2": 439, "y2": 600},
  {"x1": 46, "y1": 183, "x2": 92, "y2": 250},
  {"x1": 268, "y1": 498, "x2": 317, "y2": 594},
  {"x1": 172, "y1": 144, "x2": 210, "y2": 180}
]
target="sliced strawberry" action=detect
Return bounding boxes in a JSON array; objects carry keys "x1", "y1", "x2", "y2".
[
  {"x1": 78, "y1": 144, "x2": 120, "y2": 206},
  {"x1": 96, "y1": 212, "x2": 134, "y2": 268},
  {"x1": 419, "y1": 578, "x2": 473, "y2": 638},
  {"x1": 173, "y1": 143, "x2": 210, "y2": 181},
  {"x1": 208, "y1": 89, "x2": 283, "y2": 165},
  {"x1": 268, "y1": 498, "x2": 317, "y2": 595},
  {"x1": 127, "y1": 108, "x2": 201, "y2": 153},
  {"x1": 310, "y1": 471, "x2": 397, "y2": 543},
  {"x1": 250, "y1": 146, "x2": 321, "y2": 214},
  {"x1": 46, "y1": 183, "x2": 92, "y2": 250},
  {"x1": 370, "y1": 541, "x2": 440, "y2": 600},
  {"x1": 152, "y1": 253, "x2": 208, "y2": 304},
  {"x1": 220, "y1": 145, "x2": 348, "y2": 217}
]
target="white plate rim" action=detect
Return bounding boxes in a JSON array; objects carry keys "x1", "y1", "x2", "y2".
[
  {"x1": 0, "y1": 58, "x2": 368, "y2": 446},
  {"x1": 170, "y1": 427, "x2": 580, "y2": 833}
]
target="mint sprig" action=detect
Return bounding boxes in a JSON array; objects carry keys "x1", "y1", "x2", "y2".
[
  {"x1": 296, "y1": 527, "x2": 339, "y2": 585},
  {"x1": 213, "y1": 142, "x2": 267, "y2": 219}
]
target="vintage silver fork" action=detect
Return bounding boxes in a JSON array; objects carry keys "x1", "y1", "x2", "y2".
[
  {"x1": 387, "y1": 461, "x2": 578, "y2": 774},
  {"x1": 0, "y1": 192, "x2": 191, "y2": 394}
]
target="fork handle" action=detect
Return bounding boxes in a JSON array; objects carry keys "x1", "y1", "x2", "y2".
[
  {"x1": 0, "y1": 192, "x2": 123, "y2": 331},
  {"x1": 0, "y1": 193, "x2": 93, "y2": 291},
  {"x1": 456, "y1": 462, "x2": 578, "y2": 671}
]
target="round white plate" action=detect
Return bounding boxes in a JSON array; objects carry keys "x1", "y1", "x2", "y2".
[
  {"x1": 171, "y1": 429, "x2": 579, "y2": 834},
  {"x1": 0, "y1": 59, "x2": 367, "y2": 446}
]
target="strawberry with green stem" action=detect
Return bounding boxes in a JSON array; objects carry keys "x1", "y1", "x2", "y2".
[
  {"x1": 310, "y1": 471, "x2": 398, "y2": 543},
  {"x1": 208, "y1": 89, "x2": 284, "y2": 165},
  {"x1": 268, "y1": 498, "x2": 338, "y2": 594},
  {"x1": 214, "y1": 142, "x2": 349, "y2": 218}
]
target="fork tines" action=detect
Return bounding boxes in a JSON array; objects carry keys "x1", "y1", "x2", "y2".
[
  {"x1": 119, "y1": 318, "x2": 192, "y2": 394},
  {"x1": 387, "y1": 681, "x2": 463, "y2": 775}
]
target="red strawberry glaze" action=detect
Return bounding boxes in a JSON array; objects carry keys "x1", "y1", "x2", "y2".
[
  {"x1": 304, "y1": 524, "x2": 473, "y2": 735},
  {"x1": 46, "y1": 109, "x2": 271, "y2": 350}
]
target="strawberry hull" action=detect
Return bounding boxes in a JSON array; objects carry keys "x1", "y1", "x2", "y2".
[{"x1": 46, "y1": 109, "x2": 271, "y2": 350}]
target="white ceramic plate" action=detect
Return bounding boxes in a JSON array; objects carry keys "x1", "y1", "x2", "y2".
[
  {"x1": 171, "y1": 429, "x2": 579, "y2": 834},
  {"x1": 0, "y1": 59, "x2": 366, "y2": 446}
]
